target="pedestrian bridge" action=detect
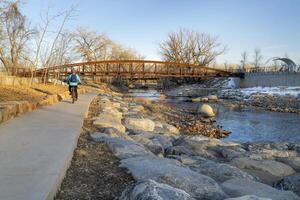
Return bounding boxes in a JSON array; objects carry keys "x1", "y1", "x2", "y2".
[{"x1": 11, "y1": 60, "x2": 245, "y2": 80}]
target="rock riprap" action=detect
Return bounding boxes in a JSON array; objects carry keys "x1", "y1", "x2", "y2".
[
  {"x1": 120, "y1": 179, "x2": 195, "y2": 200},
  {"x1": 89, "y1": 94, "x2": 300, "y2": 199},
  {"x1": 221, "y1": 178, "x2": 300, "y2": 200},
  {"x1": 124, "y1": 118, "x2": 156, "y2": 132}
]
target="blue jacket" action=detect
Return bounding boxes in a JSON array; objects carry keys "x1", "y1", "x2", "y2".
[{"x1": 68, "y1": 74, "x2": 81, "y2": 86}]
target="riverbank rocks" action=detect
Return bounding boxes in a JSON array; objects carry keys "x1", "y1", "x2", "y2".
[
  {"x1": 225, "y1": 195, "x2": 272, "y2": 200},
  {"x1": 208, "y1": 95, "x2": 218, "y2": 102},
  {"x1": 198, "y1": 104, "x2": 215, "y2": 117},
  {"x1": 90, "y1": 91, "x2": 300, "y2": 199},
  {"x1": 129, "y1": 105, "x2": 144, "y2": 112},
  {"x1": 179, "y1": 156, "x2": 257, "y2": 183},
  {"x1": 93, "y1": 114, "x2": 126, "y2": 133},
  {"x1": 275, "y1": 174, "x2": 300, "y2": 196},
  {"x1": 230, "y1": 157, "x2": 295, "y2": 177},
  {"x1": 276, "y1": 157, "x2": 300, "y2": 172},
  {"x1": 162, "y1": 123, "x2": 180, "y2": 135},
  {"x1": 96, "y1": 136, "x2": 153, "y2": 159},
  {"x1": 120, "y1": 179, "x2": 195, "y2": 200},
  {"x1": 124, "y1": 118, "x2": 155, "y2": 132},
  {"x1": 221, "y1": 179, "x2": 300, "y2": 200},
  {"x1": 120, "y1": 156, "x2": 227, "y2": 200}
]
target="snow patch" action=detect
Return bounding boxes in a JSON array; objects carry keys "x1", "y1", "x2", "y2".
[
  {"x1": 223, "y1": 78, "x2": 236, "y2": 89},
  {"x1": 240, "y1": 86, "x2": 300, "y2": 97}
]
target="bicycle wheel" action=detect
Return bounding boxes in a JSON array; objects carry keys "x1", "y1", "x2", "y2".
[{"x1": 71, "y1": 87, "x2": 75, "y2": 104}]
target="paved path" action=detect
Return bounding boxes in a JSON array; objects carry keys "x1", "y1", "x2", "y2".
[{"x1": 0, "y1": 93, "x2": 95, "y2": 200}]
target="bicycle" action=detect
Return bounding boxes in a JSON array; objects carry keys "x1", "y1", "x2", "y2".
[{"x1": 70, "y1": 86, "x2": 77, "y2": 104}]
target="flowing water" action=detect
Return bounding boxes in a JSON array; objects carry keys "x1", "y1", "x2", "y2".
[{"x1": 126, "y1": 89, "x2": 300, "y2": 143}]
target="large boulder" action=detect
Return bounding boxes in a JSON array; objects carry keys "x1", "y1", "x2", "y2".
[
  {"x1": 198, "y1": 104, "x2": 215, "y2": 117},
  {"x1": 101, "y1": 107, "x2": 123, "y2": 118},
  {"x1": 120, "y1": 179, "x2": 195, "y2": 200},
  {"x1": 191, "y1": 97, "x2": 201, "y2": 102},
  {"x1": 99, "y1": 100, "x2": 121, "y2": 110},
  {"x1": 230, "y1": 157, "x2": 295, "y2": 177},
  {"x1": 124, "y1": 118, "x2": 156, "y2": 132},
  {"x1": 275, "y1": 174, "x2": 300, "y2": 196},
  {"x1": 129, "y1": 105, "x2": 144, "y2": 112},
  {"x1": 225, "y1": 195, "x2": 271, "y2": 200},
  {"x1": 130, "y1": 135, "x2": 164, "y2": 155},
  {"x1": 90, "y1": 127, "x2": 132, "y2": 141},
  {"x1": 93, "y1": 115, "x2": 125, "y2": 133},
  {"x1": 276, "y1": 157, "x2": 300, "y2": 172},
  {"x1": 162, "y1": 123, "x2": 180, "y2": 135},
  {"x1": 183, "y1": 156, "x2": 257, "y2": 183},
  {"x1": 166, "y1": 145, "x2": 198, "y2": 157},
  {"x1": 221, "y1": 179, "x2": 300, "y2": 200},
  {"x1": 172, "y1": 135, "x2": 238, "y2": 160},
  {"x1": 94, "y1": 137, "x2": 153, "y2": 159},
  {"x1": 208, "y1": 95, "x2": 218, "y2": 102},
  {"x1": 120, "y1": 156, "x2": 227, "y2": 200}
]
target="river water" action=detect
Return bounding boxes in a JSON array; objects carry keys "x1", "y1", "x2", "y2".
[{"x1": 126, "y1": 89, "x2": 300, "y2": 143}]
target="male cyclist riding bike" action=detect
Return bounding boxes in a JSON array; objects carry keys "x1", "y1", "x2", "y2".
[{"x1": 67, "y1": 69, "x2": 81, "y2": 101}]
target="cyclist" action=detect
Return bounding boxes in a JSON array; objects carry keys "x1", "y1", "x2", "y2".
[{"x1": 67, "y1": 68, "x2": 81, "y2": 100}]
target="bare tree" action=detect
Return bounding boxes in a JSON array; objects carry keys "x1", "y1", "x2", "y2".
[
  {"x1": 109, "y1": 43, "x2": 142, "y2": 60},
  {"x1": 240, "y1": 51, "x2": 248, "y2": 70},
  {"x1": 224, "y1": 61, "x2": 228, "y2": 71},
  {"x1": 73, "y1": 28, "x2": 142, "y2": 61},
  {"x1": 253, "y1": 48, "x2": 263, "y2": 69},
  {"x1": 38, "y1": 6, "x2": 75, "y2": 83},
  {"x1": 0, "y1": 1, "x2": 34, "y2": 75},
  {"x1": 159, "y1": 29, "x2": 226, "y2": 66},
  {"x1": 73, "y1": 28, "x2": 112, "y2": 61}
]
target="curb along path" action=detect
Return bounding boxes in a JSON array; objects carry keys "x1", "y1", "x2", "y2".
[{"x1": 0, "y1": 93, "x2": 95, "y2": 200}]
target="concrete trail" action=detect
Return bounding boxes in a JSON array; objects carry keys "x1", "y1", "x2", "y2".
[{"x1": 0, "y1": 93, "x2": 96, "y2": 200}]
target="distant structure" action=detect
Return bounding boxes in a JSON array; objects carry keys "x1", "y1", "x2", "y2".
[{"x1": 271, "y1": 57, "x2": 298, "y2": 72}]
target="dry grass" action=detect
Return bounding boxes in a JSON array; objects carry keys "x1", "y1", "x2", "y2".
[
  {"x1": 31, "y1": 83, "x2": 68, "y2": 95},
  {"x1": 0, "y1": 85, "x2": 47, "y2": 103}
]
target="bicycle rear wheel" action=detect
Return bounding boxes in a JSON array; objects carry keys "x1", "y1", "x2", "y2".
[{"x1": 71, "y1": 87, "x2": 75, "y2": 104}]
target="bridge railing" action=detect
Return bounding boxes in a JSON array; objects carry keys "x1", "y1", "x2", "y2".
[
  {"x1": 8, "y1": 60, "x2": 244, "y2": 79},
  {"x1": 227, "y1": 66, "x2": 300, "y2": 74},
  {"x1": 32, "y1": 61, "x2": 236, "y2": 79}
]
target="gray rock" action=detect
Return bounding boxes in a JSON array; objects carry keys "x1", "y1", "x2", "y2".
[
  {"x1": 100, "y1": 137, "x2": 154, "y2": 159},
  {"x1": 166, "y1": 145, "x2": 198, "y2": 156},
  {"x1": 93, "y1": 114, "x2": 125, "y2": 133},
  {"x1": 172, "y1": 136, "x2": 234, "y2": 160},
  {"x1": 151, "y1": 135, "x2": 174, "y2": 150},
  {"x1": 221, "y1": 178, "x2": 300, "y2": 200},
  {"x1": 124, "y1": 118, "x2": 156, "y2": 132},
  {"x1": 225, "y1": 195, "x2": 271, "y2": 200},
  {"x1": 120, "y1": 179, "x2": 195, "y2": 200},
  {"x1": 162, "y1": 123, "x2": 180, "y2": 135},
  {"x1": 120, "y1": 156, "x2": 227, "y2": 200},
  {"x1": 89, "y1": 132, "x2": 111, "y2": 142},
  {"x1": 275, "y1": 174, "x2": 300, "y2": 196},
  {"x1": 230, "y1": 157, "x2": 295, "y2": 177},
  {"x1": 185, "y1": 156, "x2": 257, "y2": 183},
  {"x1": 92, "y1": 127, "x2": 133, "y2": 140},
  {"x1": 276, "y1": 157, "x2": 300, "y2": 172}
]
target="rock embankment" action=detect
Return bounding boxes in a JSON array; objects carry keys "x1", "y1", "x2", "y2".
[
  {"x1": 220, "y1": 88, "x2": 300, "y2": 114},
  {"x1": 87, "y1": 92, "x2": 300, "y2": 200},
  {"x1": 0, "y1": 85, "x2": 86, "y2": 124}
]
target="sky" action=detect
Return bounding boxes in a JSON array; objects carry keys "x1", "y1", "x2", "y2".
[{"x1": 22, "y1": 0, "x2": 300, "y2": 64}]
